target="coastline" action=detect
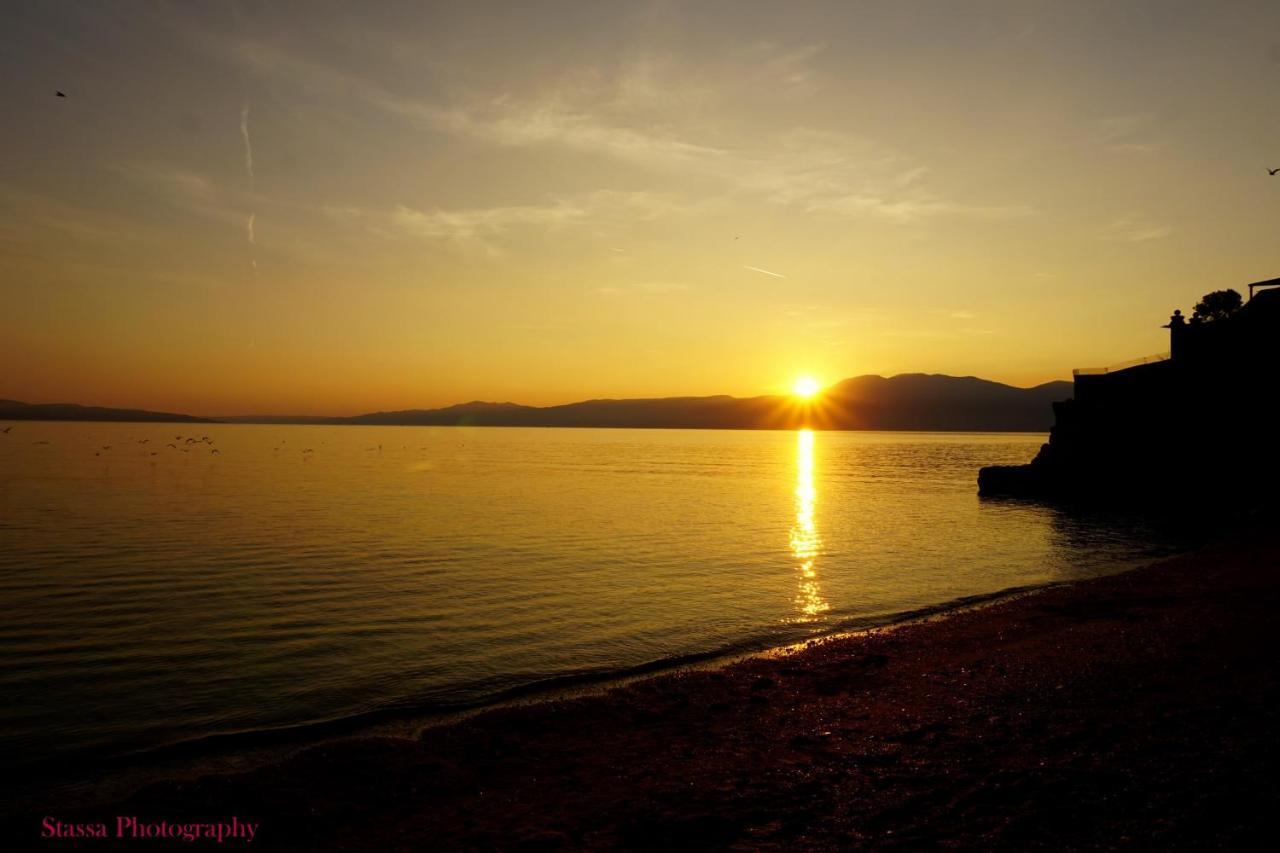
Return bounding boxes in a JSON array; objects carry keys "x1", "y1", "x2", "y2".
[
  {"x1": 26, "y1": 525, "x2": 1279, "y2": 849},
  {"x1": 4, "y1": 576, "x2": 1092, "y2": 819}
]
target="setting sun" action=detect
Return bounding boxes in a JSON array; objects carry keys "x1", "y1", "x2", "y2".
[{"x1": 793, "y1": 377, "x2": 822, "y2": 399}]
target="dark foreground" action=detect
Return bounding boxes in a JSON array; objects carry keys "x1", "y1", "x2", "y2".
[{"x1": 33, "y1": 531, "x2": 1280, "y2": 850}]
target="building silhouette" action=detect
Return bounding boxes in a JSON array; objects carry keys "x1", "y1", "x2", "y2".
[{"x1": 979, "y1": 278, "x2": 1280, "y2": 502}]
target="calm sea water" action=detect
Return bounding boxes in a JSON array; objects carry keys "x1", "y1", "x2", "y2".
[{"x1": 0, "y1": 423, "x2": 1181, "y2": 777}]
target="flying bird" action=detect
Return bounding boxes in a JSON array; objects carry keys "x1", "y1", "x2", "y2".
[
  {"x1": 1269, "y1": 168, "x2": 1280, "y2": 176},
  {"x1": 56, "y1": 91, "x2": 66, "y2": 98}
]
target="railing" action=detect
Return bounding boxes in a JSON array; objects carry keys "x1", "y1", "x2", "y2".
[
  {"x1": 1248, "y1": 277, "x2": 1280, "y2": 299},
  {"x1": 1073, "y1": 352, "x2": 1169, "y2": 376}
]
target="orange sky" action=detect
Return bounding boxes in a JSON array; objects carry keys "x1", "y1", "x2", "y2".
[{"x1": 3, "y1": 1, "x2": 1279, "y2": 415}]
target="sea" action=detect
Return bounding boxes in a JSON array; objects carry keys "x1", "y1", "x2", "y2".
[{"x1": 0, "y1": 422, "x2": 1188, "y2": 784}]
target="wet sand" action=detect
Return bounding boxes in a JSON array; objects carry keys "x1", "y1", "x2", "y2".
[{"x1": 40, "y1": 529, "x2": 1280, "y2": 849}]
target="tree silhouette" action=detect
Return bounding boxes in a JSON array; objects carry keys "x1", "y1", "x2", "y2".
[{"x1": 1192, "y1": 289, "x2": 1242, "y2": 323}]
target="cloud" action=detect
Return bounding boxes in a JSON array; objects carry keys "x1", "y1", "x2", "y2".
[
  {"x1": 115, "y1": 164, "x2": 247, "y2": 230},
  {"x1": 804, "y1": 194, "x2": 1034, "y2": 224},
  {"x1": 120, "y1": 164, "x2": 218, "y2": 202},
  {"x1": 415, "y1": 97, "x2": 1032, "y2": 224},
  {"x1": 1086, "y1": 114, "x2": 1161, "y2": 155},
  {"x1": 1103, "y1": 215, "x2": 1172, "y2": 243},
  {"x1": 0, "y1": 184, "x2": 161, "y2": 247},
  {"x1": 122, "y1": 162, "x2": 262, "y2": 260},
  {"x1": 419, "y1": 98, "x2": 727, "y2": 175},
  {"x1": 633, "y1": 280, "x2": 688, "y2": 292},
  {"x1": 227, "y1": 40, "x2": 1030, "y2": 226},
  {"x1": 390, "y1": 201, "x2": 586, "y2": 242},
  {"x1": 593, "y1": 281, "x2": 688, "y2": 296},
  {"x1": 328, "y1": 190, "x2": 688, "y2": 254}
]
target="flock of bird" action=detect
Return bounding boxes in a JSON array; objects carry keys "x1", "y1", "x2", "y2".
[
  {"x1": 93, "y1": 433, "x2": 220, "y2": 457},
  {"x1": 5, "y1": 425, "x2": 443, "y2": 461},
  {"x1": 1, "y1": 429, "x2": 332, "y2": 460},
  {"x1": 0, "y1": 426, "x2": 228, "y2": 458}
]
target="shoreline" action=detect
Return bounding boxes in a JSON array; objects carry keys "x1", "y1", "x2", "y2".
[
  {"x1": 22, "y1": 526, "x2": 1279, "y2": 848},
  {"x1": 7, "y1": 574, "x2": 1091, "y2": 816}
]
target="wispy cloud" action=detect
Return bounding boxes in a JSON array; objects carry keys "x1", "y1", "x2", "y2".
[
  {"x1": 228, "y1": 40, "x2": 1031, "y2": 227},
  {"x1": 328, "y1": 190, "x2": 687, "y2": 254},
  {"x1": 1086, "y1": 114, "x2": 1161, "y2": 155},
  {"x1": 593, "y1": 281, "x2": 688, "y2": 296},
  {"x1": 112, "y1": 163, "x2": 274, "y2": 270},
  {"x1": 633, "y1": 280, "x2": 688, "y2": 292},
  {"x1": 390, "y1": 201, "x2": 584, "y2": 245},
  {"x1": 1103, "y1": 215, "x2": 1172, "y2": 243},
  {"x1": 744, "y1": 265, "x2": 786, "y2": 279},
  {"x1": 0, "y1": 184, "x2": 162, "y2": 248},
  {"x1": 804, "y1": 194, "x2": 1034, "y2": 223},
  {"x1": 428, "y1": 101, "x2": 1032, "y2": 224},
  {"x1": 115, "y1": 164, "x2": 244, "y2": 228}
]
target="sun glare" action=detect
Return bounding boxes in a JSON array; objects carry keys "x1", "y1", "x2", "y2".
[{"x1": 792, "y1": 376, "x2": 822, "y2": 399}]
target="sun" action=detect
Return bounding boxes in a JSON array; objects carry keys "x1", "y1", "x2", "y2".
[{"x1": 792, "y1": 376, "x2": 822, "y2": 399}]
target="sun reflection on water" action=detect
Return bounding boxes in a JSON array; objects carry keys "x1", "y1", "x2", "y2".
[{"x1": 789, "y1": 428, "x2": 829, "y2": 620}]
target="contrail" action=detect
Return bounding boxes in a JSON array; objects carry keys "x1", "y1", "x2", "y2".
[
  {"x1": 241, "y1": 105, "x2": 256, "y2": 270},
  {"x1": 744, "y1": 265, "x2": 786, "y2": 279},
  {"x1": 239, "y1": 105, "x2": 254, "y2": 187}
]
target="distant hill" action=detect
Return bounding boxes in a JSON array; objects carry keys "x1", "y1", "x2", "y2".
[
  {"x1": 0, "y1": 399, "x2": 213, "y2": 424},
  {"x1": 0, "y1": 375, "x2": 1072, "y2": 431},
  {"x1": 215, "y1": 414, "x2": 346, "y2": 425},
  {"x1": 341, "y1": 374, "x2": 1071, "y2": 431}
]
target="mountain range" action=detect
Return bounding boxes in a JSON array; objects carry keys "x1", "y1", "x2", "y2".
[
  {"x1": 0, "y1": 399, "x2": 214, "y2": 424},
  {"x1": 2, "y1": 374, "x2": 1072, "y2": 431}
]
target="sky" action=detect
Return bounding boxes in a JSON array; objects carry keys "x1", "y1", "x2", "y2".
[{"x1": 2, "y1": 0, "x2": 1279, "y2": 416}]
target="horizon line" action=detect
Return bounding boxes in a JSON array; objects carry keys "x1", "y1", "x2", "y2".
[{"x1": 3, "y1": 371, "x2": 1074, "y2": 421}]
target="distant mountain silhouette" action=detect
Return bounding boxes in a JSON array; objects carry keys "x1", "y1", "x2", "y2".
[
  {"x1": 0, "y1": 399, "x2": 213, "y2": 423},
  {"x1": 340, "y1": 374, "x2": 1070, "y2": 431},
  {"x1": 1, "y1": 375, "x2": 1072, "y2": 431}
]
